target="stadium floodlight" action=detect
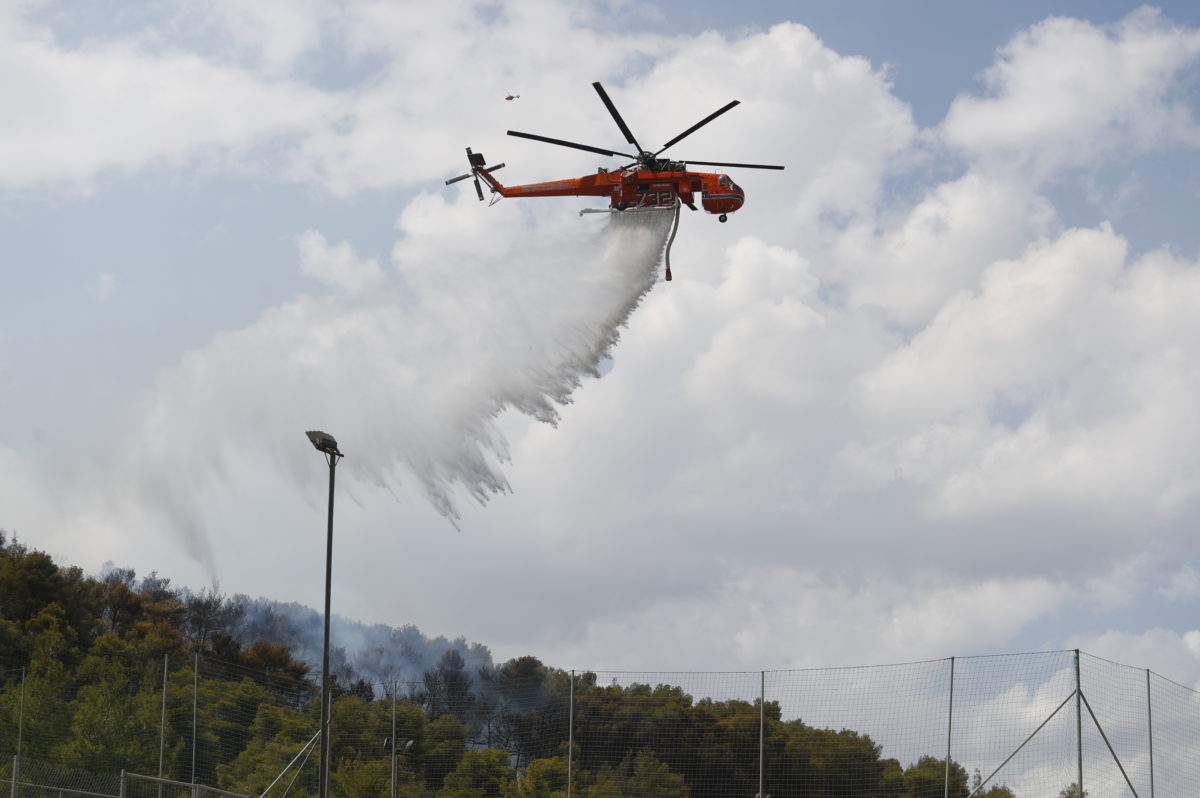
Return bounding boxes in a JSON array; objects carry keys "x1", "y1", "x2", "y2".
[
  {"x1": 306, "y1": 430, "x2": 342, "y2": 457},
  {"x1": 306, "y1": 430, "x2": 343, "y2": 798}
]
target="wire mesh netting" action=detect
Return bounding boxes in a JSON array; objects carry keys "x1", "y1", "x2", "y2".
[
  {"x1": 1080, "y1": 653, "x2": 1153, "y2": 798},
  {"x1": 121, "y1": 772, "x2": 256, "y2": 798},
  {"x1": 192, "y1": 656, "x2": 320, "y2": 793},
  {"x1": 1144, "y1": 668, "x2": 1200, "y2": 798},
  {"x1": 952, "y1": 651, "x2": 1079, "y2": 796},
  {"x1": 0, "y1": 667, "x2": 19, "y2": 763},
  {"x1": 122, "y1": 773, "x2": 205, "y2": 798},
  {"x1": 767, "y1": 659, "x2": 950, "y2": 797},
  {"x1": 580, "y1": 671, "x2": 763, "y2": 798},
  {"x1": 4, "y1": 754, "x2": 122, "y2": 798},
  {"x1": 1, "y1": 651, "x2": 1198, "y2": 798}
]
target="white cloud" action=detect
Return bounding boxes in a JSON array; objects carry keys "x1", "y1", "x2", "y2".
[
  {"x1": 1082, "y1": 554, "x2": 1155, "y2": 612},
  {"x1": 1071, "y1": 628, "x2": 1200, "y2": 688},
  {"x1": 518, "y1": 567, "x2": 1068, "y2": 671},
  {"x1": 205, "y1": 0, "x2": 328, "y2": 73},
  {"x1": 838, "y1": 172, "x2": 1058, "y2": 327},
  {"x1": 861, "y1": 224, "x2": 1128, "y2": 423},
  {"x1": 0, "y1": 22, "x2": 340, "y2": 187},
  {"x1": 95, "y1": 271, "x2": 115, "y2": 301},
  {"x1": 884, "y1": 577, "x2": 1067, "y2": 654},
  {"x1": 942, "y1": 7, "x2": 1200, "y2": 181},
  {"x1": 298, "y1": 230, "x2": 384, "y2": 295},
  {"x1": 0, "y1": 445, "x2": 53, "y2": 542},
  {"x1": 1159, "y1": 564, "x2": 1200, "y2": 602},
  {"x1": 844, "y1": 224, "x2": 1200, "y2": 531}
]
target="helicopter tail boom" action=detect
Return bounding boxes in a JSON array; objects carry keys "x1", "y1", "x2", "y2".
[{"x1": 444, "y1": 148, "x2": 506, "y2": 201}]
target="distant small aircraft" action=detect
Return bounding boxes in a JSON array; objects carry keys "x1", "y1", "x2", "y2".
[{"x1": 505, "y1": 94, "x2": 520, "y2": 101}]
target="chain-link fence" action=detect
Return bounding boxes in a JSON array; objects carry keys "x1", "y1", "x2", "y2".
[{"x1": 1, "y1": 650, "x2": 1197, "y2": 798}]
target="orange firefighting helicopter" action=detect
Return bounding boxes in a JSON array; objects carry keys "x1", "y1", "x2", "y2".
[{"x1": 446, "y1": 81, "x2": 784, "y2": 280}]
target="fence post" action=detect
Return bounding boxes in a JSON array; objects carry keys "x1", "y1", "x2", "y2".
[
  {"x1": 1075, "y1": 650, "x2": 1083, "y2": 798},
  {"x1": 1146, "y1": 669, "x2": 1155, "y2": 798},
  {"x1": 192, "y1": 654, "x2": 199, "y2": 786},
  {"x1": 567, "y1": 671, "x2": 575, "y2": 798},
  {"x1": 390, "y1": 681, "x2": 397, "y2": 798},
  {"x1": 159, "y1": 653, "x2": 169, "y2": 793},
  {"x1": 758, "y1": 672, "x2": 765, "y2": 798},
  {"x1": 944, "y1": 657, "x2": 954, "y2": 798},
  {"x1": 14, "y1": 667, "x2": 24, "y2": 798},
  {"x1": 326, "y1": 691, "x2": 333, "y2": 798},
  {"x1": 119, "y1": 770, "x2": 127, "y2": 798}
]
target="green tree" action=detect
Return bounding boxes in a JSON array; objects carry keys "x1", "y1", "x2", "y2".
[
  {"x1": 581, "y1": 772, "x2": 623, "y2": 798},
  {"x1": 978, "y1": 785, "x2": 1016, "y2": 798},
  {"x1": 903, "y1": 756, "x2": 969, "y2": 798},
  {"x1": 764, "y1": 717, "x2": 890, "y2": 798},
  {"x1": 217, "y1": 701, "x2": 321, "y2": 796},
  {"x1": 94, "y1": 568, "x2": 143, "y2": 635},
  {"x1": 441, "y1": 748, "x2": 514, "y2": 798},
  {"x1": 160, "y1": 662, "x2": 205, "y2": 783},
  {"x1": 194, "y1": 676, "x2": 281, "y2": 786},
  {"x1": 5, "y1": 610, "x2": 78, "y2": 760},
  {"x1": 332, "y1": 756, "x2": 393, "y2": 798},
  {"x1": 879, "y1": 758, "x2": 906, "y2": 796},
  {"x1": 970, "y1": 769, "x2": 1015, "y2": 798},
  {"x1": 424, "y1": 713, "x2": 469, "y2": 789},
  {"x1": 54, "y1": 633, "x2": 164, "y2": 773},
  {"x1": 513, "y1": 756, "x2": 571, "y2": 798},
  {"x1": 328, "y1": 692, "x2": 408, "y2": 769},
  {"x1": 0, "y1": 538, "x2": 67, "y2": 625},
  {"x1": 0, "y1": 534, "x2": 97, "y2": 668},
  {"x1": 618, "y1": 748, "x2": 688, "y2": 798},
  {"x1": 239, "y1": 640, "x2": 311, "y2": 683},
  {"x1": 481, "y1": 655, "x2": 566, "y2": 764}
]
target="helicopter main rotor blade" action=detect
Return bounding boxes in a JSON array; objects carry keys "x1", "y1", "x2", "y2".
[
  {"x1": 683, "y1": 159, "x2": 786, "y2": 170},
  {"x1": 592, "y1": 81, "x2": 643, "y2": 153},
  {"x1": 507, "y1": 130, "x2": 636, "y2": 159},
  {"x1": 656, "y1": 100, "x2": 741, "y2": 155}
]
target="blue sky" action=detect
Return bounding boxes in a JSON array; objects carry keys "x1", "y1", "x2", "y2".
[{"x1": 5, "y1": 1, "x2": 1200, "y2": 686}]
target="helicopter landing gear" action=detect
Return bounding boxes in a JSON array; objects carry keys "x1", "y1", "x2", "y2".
[
  {"x1": 615, "y1": 200, "x2": 628, "y2": 211},
  {"x1": 718, "y1": 214, "x2": 728, "y2": 223}
]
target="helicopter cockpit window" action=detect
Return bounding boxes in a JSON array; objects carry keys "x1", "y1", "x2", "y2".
[{"x1": 718, "y1": 175, "x2": 731, "y2": 187}]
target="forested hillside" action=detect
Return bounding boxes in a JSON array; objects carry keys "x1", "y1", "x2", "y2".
[{"x1": 0, "y1": 532, "x2": 1015, "y2": 797}]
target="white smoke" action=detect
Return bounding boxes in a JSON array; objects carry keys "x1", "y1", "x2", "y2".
[{"x1": 121, "y1": 201, "x2": 674, "y2": 559}]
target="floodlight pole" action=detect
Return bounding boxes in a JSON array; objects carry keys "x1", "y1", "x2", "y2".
[{"x1": 306, "y1": 431, "x2": 343, "y2": 798}]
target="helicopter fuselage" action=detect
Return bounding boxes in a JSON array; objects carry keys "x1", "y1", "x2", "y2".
[{"x1": 476, "y1": 166, "x2": 745, "y2": 218}]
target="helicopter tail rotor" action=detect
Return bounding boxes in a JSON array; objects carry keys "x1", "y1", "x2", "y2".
[{"x1": 445, "y1": 147, "x2": 505, "y2": 201}]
